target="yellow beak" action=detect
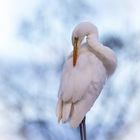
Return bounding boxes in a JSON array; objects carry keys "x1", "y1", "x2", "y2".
[{"x1": 73, "y1": 37, "x2": 79, "y2": 66}]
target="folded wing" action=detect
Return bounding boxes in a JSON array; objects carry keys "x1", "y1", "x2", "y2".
[{"x1": 57, "y1": 51, "x2": 107, "y2": 127}]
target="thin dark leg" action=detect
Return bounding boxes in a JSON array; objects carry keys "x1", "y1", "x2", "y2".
[{"x1": 80, "y1": 117, "x2": 86, "y2": 140}]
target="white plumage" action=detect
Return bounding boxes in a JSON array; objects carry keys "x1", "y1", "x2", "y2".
[{"x1": 56, "y1": 22, "x2": 117, "y2": 128}]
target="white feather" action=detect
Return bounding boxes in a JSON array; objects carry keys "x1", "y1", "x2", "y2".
[
  {"x1": 56, "y1": 22, "x2": 117, "y2": 128},
  {"x1": 56, "y1": 98, "x2": 62, "y2": 123}
]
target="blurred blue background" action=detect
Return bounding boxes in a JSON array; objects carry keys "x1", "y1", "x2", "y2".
[{"x1": 0, "y1": 0, "x2": 140, "y2": 140}]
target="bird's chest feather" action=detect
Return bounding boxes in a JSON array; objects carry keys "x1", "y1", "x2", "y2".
[{"x1": 61, "y1": 52, "x2": 106, "y2": 102}]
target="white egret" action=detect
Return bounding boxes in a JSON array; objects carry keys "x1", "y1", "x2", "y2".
[{"x1": 56, "y1": 22, "x2": 117, "y2": 139}]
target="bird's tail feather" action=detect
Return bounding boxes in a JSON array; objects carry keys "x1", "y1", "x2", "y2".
[
  {"x1": 56, "y1": 99, "x2": 63, "y2": 123},
  {"x1": 56, "y1": 99, "x2": 72, "y2": 123},
  {"x1": 62, "y1": 102, "x2": 72, "y2": 123}
]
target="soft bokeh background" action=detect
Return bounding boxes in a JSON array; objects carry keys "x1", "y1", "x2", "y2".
[{"x1": 0, "y1": 0, "x2": 140, "y2": 140}]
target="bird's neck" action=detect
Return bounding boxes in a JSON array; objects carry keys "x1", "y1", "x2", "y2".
[{"x1": 87, "y1": 35, "x2": 117, "y2": 76}]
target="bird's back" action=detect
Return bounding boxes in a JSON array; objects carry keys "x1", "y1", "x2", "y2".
[{"x1": 56, "y1": 44, "x2": 107, "y2": 128}]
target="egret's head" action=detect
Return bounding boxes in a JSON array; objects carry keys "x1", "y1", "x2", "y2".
[
  {"x1": 72, "y1": 22, "x2": 99, "y2": 66},
  {"x1": 72, "y1": 22, "x2": 99, "y2": 46}
]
